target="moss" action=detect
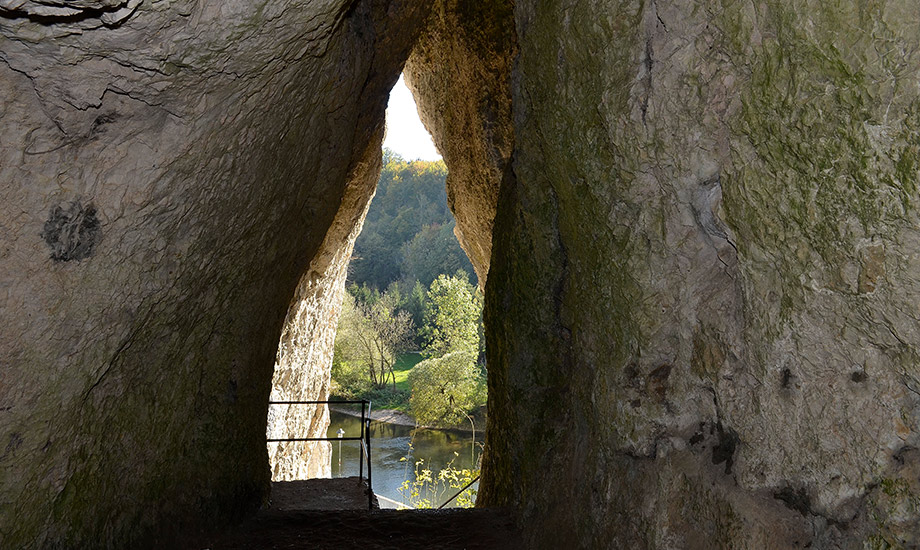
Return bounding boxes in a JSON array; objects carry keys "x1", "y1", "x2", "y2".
[
  {"x1": 726, "y1": 2, "x2": 919, "y2": 250},
  {"x1": 867, "y1": 474, "x2": 920, "y2": 549},
  {"x1": 865, "y1": 534, "x2": 898, "y2": 550},
  {"x1": 714, "y1": 1, "x2": 920, "y2": 362},
  {"x1": 881, "y1": 477, "x2": 911, "y2": 498}
]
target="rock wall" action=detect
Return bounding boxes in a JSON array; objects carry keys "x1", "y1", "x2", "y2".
[
  {"x1": 403, "y1": 0, "x2": 515, "y2": 285},
  {"x1": 0, "y1": 0, "x2": 426, "y2": 546},
  {"x1": 468, "y1": 0, "x2": 920, "y2": 548},
  {"x1": 7, "y1": 0, "x2": 920, "y2": 547},
  {"x1": 267, "y1": 142, "x2": 381, "y2": 481}
]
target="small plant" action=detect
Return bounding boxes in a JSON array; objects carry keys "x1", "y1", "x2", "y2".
[{"x1": 397, "y1": 450, "x2": 479, "y2": 509}]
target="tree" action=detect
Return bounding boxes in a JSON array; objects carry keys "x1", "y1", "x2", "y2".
[
  {"x1": 366, "y1": 298, "x2": 414, "y2": 388},
  {"x1": 404, "y1": 280, "x2": 428, "y2": 339},
  {"x1": 349, "y1": 150, "x2": 476, "y2": 291},
  {"x1": 347, "y1": 282, "x2": 380, "y2": 307},
  {"x1": 331, "y1": 293, "x2": 373, "y2": 398},
  {"x1": 422, "y1": 272, "x2": 482, "y2": 358},
  {"x1": 400, "y1": 221, "x2": 472, "y2": 288},
  {"x1": 408, "y1": 351, "x2": 485, "y2": 427},
  {"x1": 332, "y1": 290, "x2": 414, "y2": 394}
]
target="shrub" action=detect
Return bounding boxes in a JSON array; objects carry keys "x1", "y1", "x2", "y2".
[{"x1": 408, "y1": 351, "x2": 485, "y2": 427}]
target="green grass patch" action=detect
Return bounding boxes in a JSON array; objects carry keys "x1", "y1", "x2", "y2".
[
  {"x1": 359, "y1": 353, "x2": 424, "y2": 411},
  {"x1": 330, "y1": 353, "x2": 424, "y2": 411},
  {"x1": 392, "y1": 352, "x2": 424, "y2": 392}
]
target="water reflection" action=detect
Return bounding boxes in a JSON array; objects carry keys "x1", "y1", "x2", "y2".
[{"x1": 327, "y1": 409, "x2": 483, "y2": 508}]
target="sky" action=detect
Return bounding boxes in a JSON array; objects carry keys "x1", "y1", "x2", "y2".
[{"x1": 382, "y1": 74, "x2": 442, "y2": 161}]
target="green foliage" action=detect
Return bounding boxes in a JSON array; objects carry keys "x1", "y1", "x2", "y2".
[
  {"x1": 401, "y1": 222, "x2": 472, "y2": 289},
  {"x1": 335, "y1": 152, "x2": 489, "y2": 422},
  {"x1": 408, "y1": 351, "x2": 486, "y2": 427},
  {"x1": 350, "y1": 280, "x2": 430, "y2": 349},
  {"x1": 422, "y1": 272, "x2": 483, "y2": 358},
  {"x1": 331, "y1": 294, "x2": 374, "y2": 399},
  {"x1": 404, "y1": 281, "x2": 428, "y2": 335},
  {"x1": 331, "y1": 290, "x2": 414, "y2": 398},
  {"x1": 365, "y1": 385, "x2": 410, "y2": 411},
  {"x1": 398, "y1": 452, "x2": 479, "y2": 509},
  {"x1": 330, "y1": 360, "x2": 373, "y2": 400},
  {"x1": 347, "y1": 282, "x2": 381, "y2": 307},
  {"x1": 350, "y1": 149, "x2": 476, "y2": 290}
]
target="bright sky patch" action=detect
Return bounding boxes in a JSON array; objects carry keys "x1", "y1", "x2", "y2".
[{"x1": 382, "y1": 74, "x2": 442, "y2": 161}]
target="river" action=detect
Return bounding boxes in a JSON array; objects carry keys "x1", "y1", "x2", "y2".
[{"x1": 326, "y1": 409, "x2": 484, "y2": 509}]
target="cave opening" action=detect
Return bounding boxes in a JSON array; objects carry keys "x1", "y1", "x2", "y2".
[
  {"x1": 261, "y1": 0, "x2": 516, "y2": 515},
  {"x1": 0, "y1": 0, "x2": 523, "y2": 545},
  {"x1": 266, "y1": 71, "x2": 486, "y2": 512},
  {"x1": 7, "y1": 0, "x2": 920, "y2": 547}
]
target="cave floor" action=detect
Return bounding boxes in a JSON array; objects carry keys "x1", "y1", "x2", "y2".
[
  {"x1": 270, "y1": 478, "x2": 373, "y2": 511},
  {"x1": 186, "y1": 478, "x2": 522, "y2": 549},
  {"x1": 199, "y1": 508, "x2": 523, "y2": 549}
]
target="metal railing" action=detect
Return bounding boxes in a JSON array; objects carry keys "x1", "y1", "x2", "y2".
[
  {"x1": 267, "y1": 399, "x2": 374, "y2": 511},
  {"x1": 437, "y1": 474, "x2": 481, "y2": 509}
]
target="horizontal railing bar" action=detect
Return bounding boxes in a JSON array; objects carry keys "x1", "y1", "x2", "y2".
[
  {"x1": 269, "y1": 400, "x2": 369, "y2": 405},
  {"x1": 267, "y1": 437, "x2": 364, "y2": 442},
  {"x1": 436, "y1": 474, "x2": 481, "y2": 510},
  {"x1": 266, "y1": 398, "x2": 375, "y2": 510}
]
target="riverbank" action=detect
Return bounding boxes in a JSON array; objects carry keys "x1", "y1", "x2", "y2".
[
  {"x1": 327, "y1": 409, "x2": 484, "y2": 509},
  {"x1": 329, "y1": 404, "x2": 484, "y2": 434},
  {"x1": 330, "y1": 404, "x2": 418, "y2": 427}
]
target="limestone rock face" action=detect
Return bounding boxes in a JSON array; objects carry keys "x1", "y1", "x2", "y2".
[
  {"x1": 7, "y1": 0, "x2": 920, "y2": 547},
  {"x1": 474, "y1": 1, "x2": 920, "y2": 548},
  {"x1": 267, "y1": 144, "x2": 382, "y2": 482},
  {"x1": 0, "y1": 0, "x2": 426, "y2": 546},
  {"x1": 403, "y1": 0, "x2": 515, "y2": 285},
  {"x1": 0, "y1": 0, "x2": 140, "y2": 21}
]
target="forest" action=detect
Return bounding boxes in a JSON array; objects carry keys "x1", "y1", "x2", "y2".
[
  {"x1": 331, "y1": 150, "x2": 486, "y2": 429},
  {"x1": 349, "y1": 149, "x2": 476, "y2": 290}
]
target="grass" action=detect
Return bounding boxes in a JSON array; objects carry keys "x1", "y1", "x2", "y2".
[
  {"x1": 357, "y1": 352, "x2": 424, "y2": 412},
  {"x1": 333, "y1": 351, "x2": 488, "y2": 427},
  {"x1": 392, "y1": 352, "x2": 424, "y2": 392}
]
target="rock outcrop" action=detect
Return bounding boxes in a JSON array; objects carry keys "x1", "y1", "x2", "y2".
[
  {"x1": 0, "y1": 0, "x2": 427, "y2": 546},
  {"x1": 472, "y1": 1, "x2": 920, "y2": 548},
  {"x1": 266, "y1": 142, "x2": 382, "y2": 482},
  {"x1": 403, "y1": 0, "x2": 515, "y2": 285}
]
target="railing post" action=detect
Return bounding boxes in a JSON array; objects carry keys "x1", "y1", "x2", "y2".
[
  {"x1": 267, "y1": 399, "x2": 375, "y2": 509},
  {"x1": 358, "y1": 400, "x2": 365, "y2": 481},
  {"x1": 366, "y1": 417, "x2": 373, "y2": 511}
]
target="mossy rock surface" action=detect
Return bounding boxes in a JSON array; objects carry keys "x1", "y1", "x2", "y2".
[{"x1": 477, "y1": 0, "x2": 920, "y2": 547}]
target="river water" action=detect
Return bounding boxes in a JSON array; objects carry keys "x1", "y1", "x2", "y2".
[{"x1": 326, "y1": 409, "x2": 484, "y2": 509}]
